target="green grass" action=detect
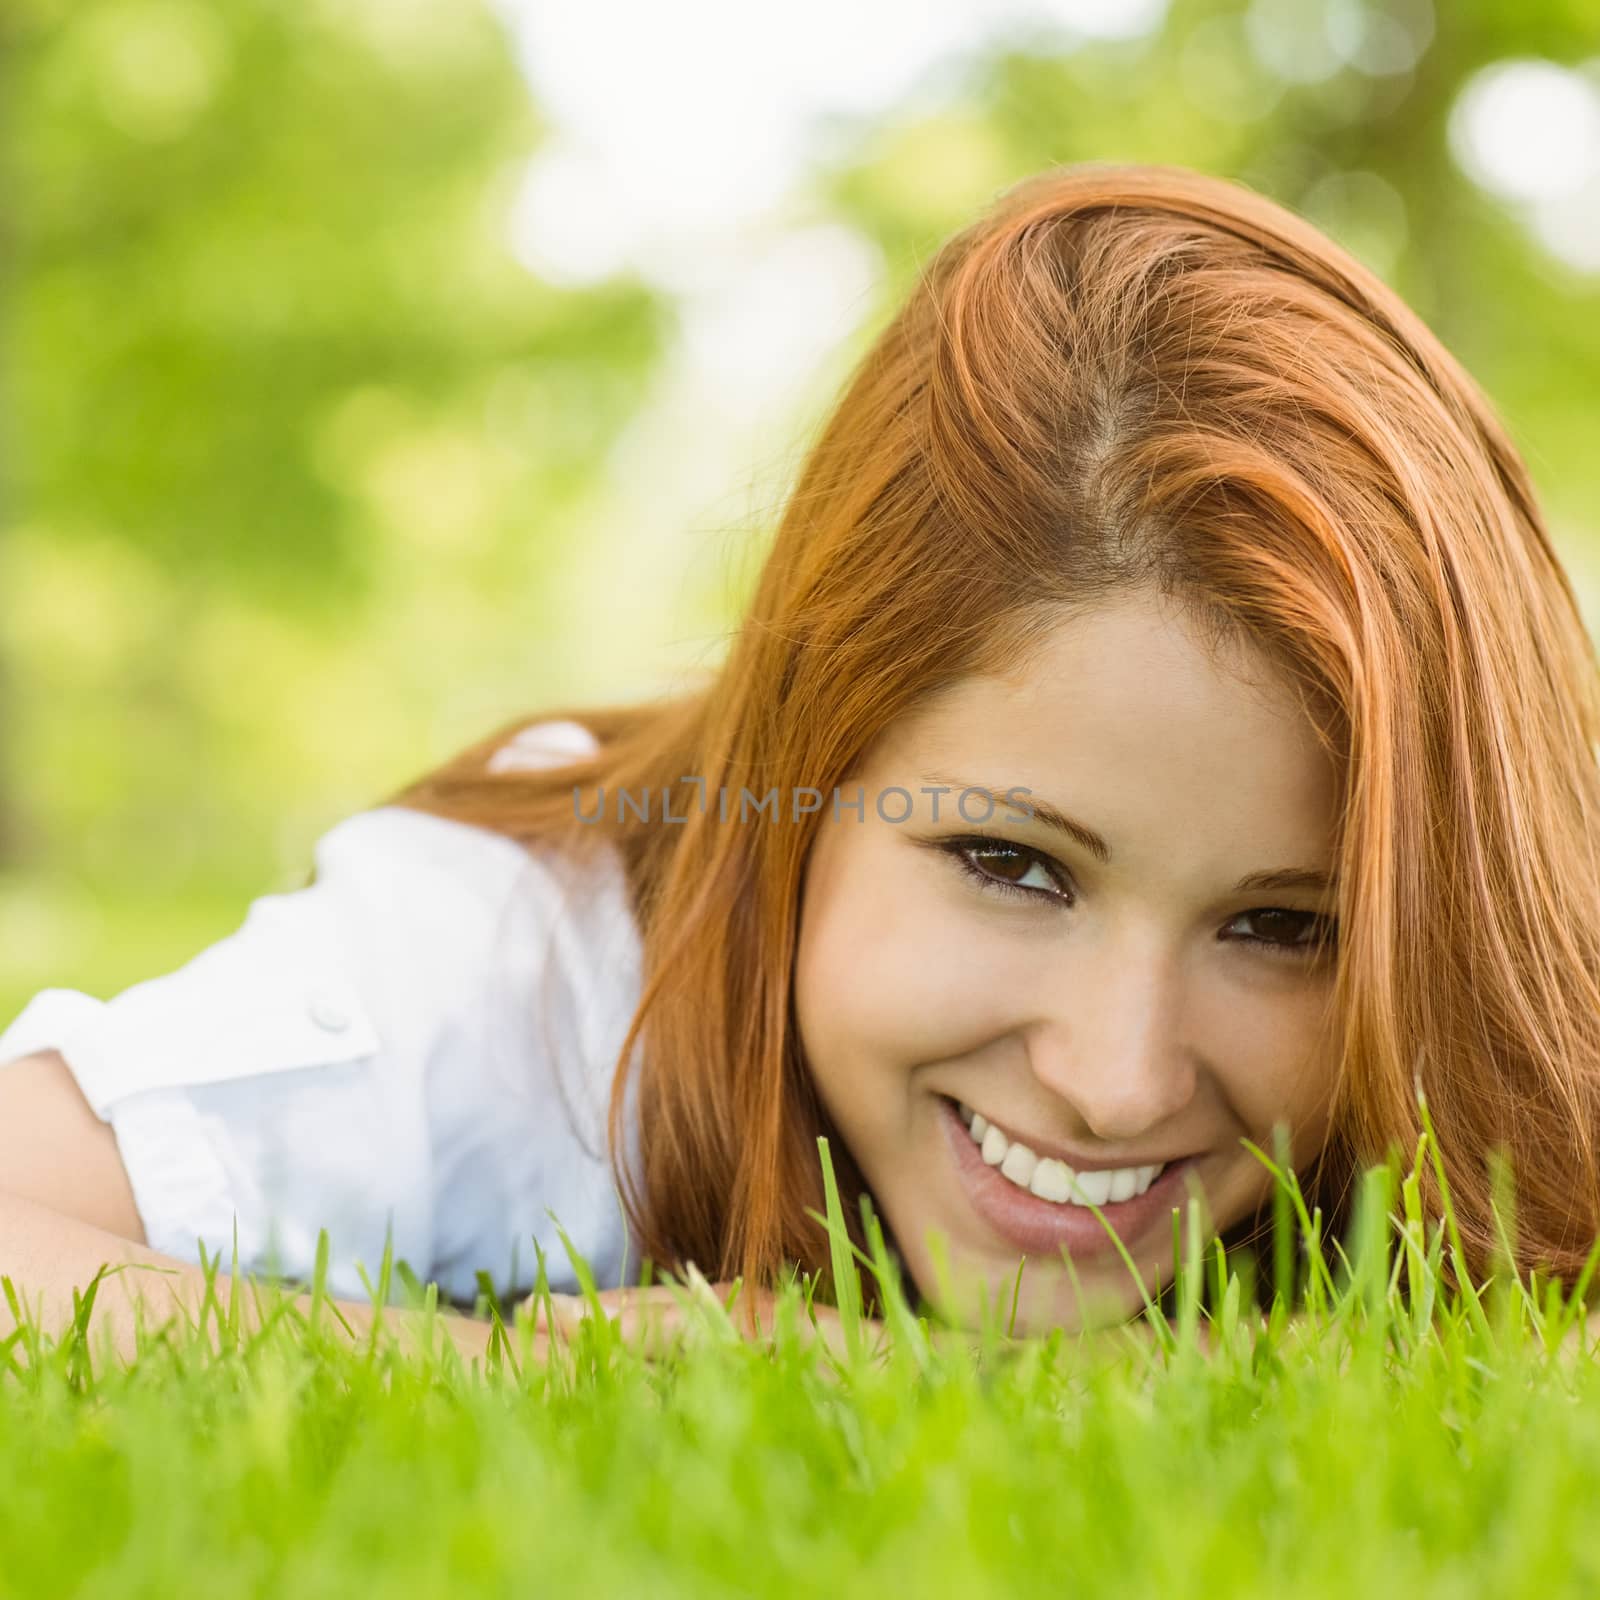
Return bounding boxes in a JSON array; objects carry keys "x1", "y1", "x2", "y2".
[{"x1": 5, "y1": 1096, "x2": 1600, "y2": 1598}]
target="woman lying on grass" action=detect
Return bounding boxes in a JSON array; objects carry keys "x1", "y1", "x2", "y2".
[{"x1": 5, "y1": 161, "x2": 1600, "y2": 1373}]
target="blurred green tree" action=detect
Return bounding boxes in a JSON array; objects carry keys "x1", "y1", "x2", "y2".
[{"x1": 1, "y1": 0, "x2": 666, "y2": 877}]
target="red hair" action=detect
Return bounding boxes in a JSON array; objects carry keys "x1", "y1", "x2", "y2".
[{"x1": 390, "y1": 162, "x2": 1600, "y2": 1308}]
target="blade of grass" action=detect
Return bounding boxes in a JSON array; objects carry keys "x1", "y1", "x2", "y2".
[
  {"x1": 857, "y1": 1192, "x2": 931, "y2": 1375},
  {"x1": 1414, "y1": 1083, "x2": 1494, "y2": 1346},
  {"x1": 815, "y1": 1136, "x2": 864, "y2": 1368},
  {"x1": 1238, "y1": 1136, "x2": 1339, "y2": 1308}
]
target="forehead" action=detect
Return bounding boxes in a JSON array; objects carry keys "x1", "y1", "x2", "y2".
[{"x1": 871, "y1": 592, "x2": 1339, "y2": 860}]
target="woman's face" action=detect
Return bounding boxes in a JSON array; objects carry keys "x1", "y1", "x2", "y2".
[{"x1": 792, "y1": 586, "x2": 1342, "y2": 1334}]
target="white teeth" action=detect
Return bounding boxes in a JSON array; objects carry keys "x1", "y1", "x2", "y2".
[
  {"x1": 957, "y1": 1100, "x2": 1166, "y2": 1208},
  {"x1": 999, "y1": 1144, "x2": 1037, "y2": 1188},
  {"x1": 1071, "y1": 1167, "x2": 1114, "y2": 1206},
  {"x1": 1029, "y1": 1157, "x2": 1074, "y2": 1203}
]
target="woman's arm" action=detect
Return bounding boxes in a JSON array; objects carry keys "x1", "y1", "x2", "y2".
[{"x1": 0, "y1": 1187, "x2": 507, "y2": 1369}]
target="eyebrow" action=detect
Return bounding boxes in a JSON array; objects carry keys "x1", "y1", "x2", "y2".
[{"x1": 918, "y1": 773, "x2": 1336, "y2": 896}]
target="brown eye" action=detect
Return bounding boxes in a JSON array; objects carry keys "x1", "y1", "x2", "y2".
[
  {"x1": 1227, "y1": 908, "x2": 1339, "y2": 957},
  {"x1": 938, "y1": 837, "x2": 1072, "y2": 903}
]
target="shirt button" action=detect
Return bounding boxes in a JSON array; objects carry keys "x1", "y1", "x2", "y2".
[{"x1": 308, "y1": 993, "x2": 351, "y2": 1033}]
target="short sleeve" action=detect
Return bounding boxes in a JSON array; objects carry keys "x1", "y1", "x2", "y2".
[{"x1": 0, "y1": 726, "x2": 646, "y2": 1308}]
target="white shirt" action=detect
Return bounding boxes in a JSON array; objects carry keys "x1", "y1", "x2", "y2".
[{"x1": 0, "y1": 719, "x2": 647, "y2": 1309}]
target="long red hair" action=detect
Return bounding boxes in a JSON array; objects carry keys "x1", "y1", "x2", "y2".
[{"x1": 389, "y1": 162, "x2": 1600, "y2": 1308}]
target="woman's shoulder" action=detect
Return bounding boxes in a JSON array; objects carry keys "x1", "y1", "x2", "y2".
[
  {"x1": 0, "y1": 715, "x2": 626, "y2": 1139},
  {"x1": 314, "y1": 715, "x2": 610, "y2": 920}
]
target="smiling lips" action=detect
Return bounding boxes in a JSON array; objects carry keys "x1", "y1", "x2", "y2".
[{"x1": 939, "y1": 1095, "x2": 1202, "y2": 1261}]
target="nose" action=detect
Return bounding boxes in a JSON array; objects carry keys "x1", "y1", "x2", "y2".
[{"x1": 1024, "y1": 927, "x2": 1197, "y2": 1144}]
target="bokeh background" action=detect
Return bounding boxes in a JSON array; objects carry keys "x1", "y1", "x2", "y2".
[{"x1": 3, "y1": 0, "x2": 1599, "y2": 1023}]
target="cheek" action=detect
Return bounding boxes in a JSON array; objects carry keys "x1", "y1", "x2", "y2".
[
  {"x1": 1201, "y1": 987, "x2": 1338, "y2": 1157},
  {"x1": 794, "y1": 846, "x2": 1026, "y2": 1073}
]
